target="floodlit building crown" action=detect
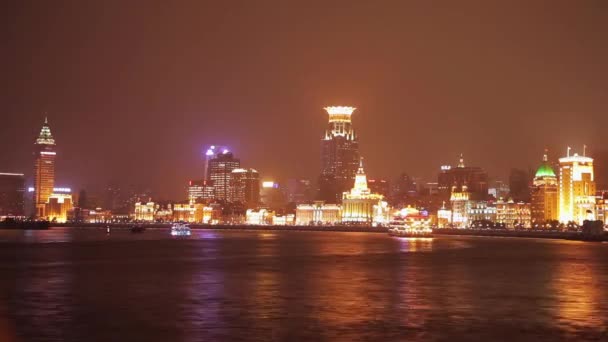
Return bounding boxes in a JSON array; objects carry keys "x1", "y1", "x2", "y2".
[{"x1": 324, "y1": 106, "x2": 356, "y2": 116}]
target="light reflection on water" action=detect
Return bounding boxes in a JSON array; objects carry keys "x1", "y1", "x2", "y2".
[{"x1": 0, "y1": 229, "x2": 606, "y2": 341}]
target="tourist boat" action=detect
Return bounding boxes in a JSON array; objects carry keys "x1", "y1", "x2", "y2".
[
  {"x1": 388, "y1": 207, "x2": 433, "y2": 238},
  {"x1": 170, "y1": 222, "x2": 191, "y2": 236}
]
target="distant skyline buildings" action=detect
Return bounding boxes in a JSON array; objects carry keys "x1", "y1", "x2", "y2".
[
  {"x1": 0, "y1": 173, "x2": 25, "y2": 216},
  {"x1": 438, "y1": 155, "x2": 489, "y2": 201}
]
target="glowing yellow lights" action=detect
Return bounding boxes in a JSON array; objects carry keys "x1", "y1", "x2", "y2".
[
  {"x1": 262, "y1": 181, "x2": 275, "y2": 188},
  {"x1": 324, "y1": 106, "x2": 356, "y2": 115}
]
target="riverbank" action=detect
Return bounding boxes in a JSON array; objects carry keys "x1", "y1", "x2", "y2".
[
  {"x1": 56, "y1": 223, "x2": 390, "y2": 234},
  {"x1": 433, "y1": 228, "x2": 608, "y2": 242}
]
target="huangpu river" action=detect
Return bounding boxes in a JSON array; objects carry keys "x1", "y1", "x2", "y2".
[{"x1": 0, "y1": 228, "x2": 607, "y2": 341}]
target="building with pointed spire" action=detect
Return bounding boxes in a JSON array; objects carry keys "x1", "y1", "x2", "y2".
[
  {"x1": 341, "y1": 158, "x2": 389, "y2": 225},
  {"x1": 33, "y1": 117, "x2": 56, "y2": 217},
  {"x1": 531, "y1": 150, "x2": 559, "y2": 224},
  {"x1": 558, "y1": 147, "x2": 596, "y2": 224},
  {"x1": 319, "y1": 106, "x2": 360, "y2": 203}
]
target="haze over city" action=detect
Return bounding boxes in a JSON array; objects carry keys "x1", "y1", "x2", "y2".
[{"x1": 2, "y1": 1, "x2": 608, "y2": 199}]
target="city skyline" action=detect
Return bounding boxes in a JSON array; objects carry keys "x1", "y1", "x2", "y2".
[{"x1": 2, "y1": 1, "x2": 608, "y2": 199}]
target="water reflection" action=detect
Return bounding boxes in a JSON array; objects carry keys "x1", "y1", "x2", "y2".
[
  {"x1": 551, "y1": 243, "x2": 606, "y2": 336},
  {"x1": 396, "y1": 237, "x2": 434, "y2": 253}
]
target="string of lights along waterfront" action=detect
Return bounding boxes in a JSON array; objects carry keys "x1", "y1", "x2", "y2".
[{"x1": 0, "y1": 109, "x2": 605, "y2": 233}]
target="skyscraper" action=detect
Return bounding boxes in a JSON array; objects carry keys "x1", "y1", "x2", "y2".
[
  {"x1": 33, "y1": 117, "x2": 56, "y2": 217},
  {"x1": 530, "y1": 151, "x2": 558, "y2": 224},
  {"x1": 319, "y1": 106, "x2": 360, "y2": 203},
  {"x1": 231, "y1": 168, "x2": 260, "y2": 208},
  {"x1": 558, "y1": 147, "x2": 596, "y2": 224},
  {"x1": 207, "y1": 151, "x2": 240, "y2": 201},
  {"x1": 0, "y1": 173, "x2": 25, "y2": 216}
]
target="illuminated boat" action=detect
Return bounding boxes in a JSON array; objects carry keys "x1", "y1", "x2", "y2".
[
  {"x1": 170, "y1": 223, "x2": 191, "y2": 236},
  {"x1": 388, "y1": 207, "x2": 433, "y2": 238}
]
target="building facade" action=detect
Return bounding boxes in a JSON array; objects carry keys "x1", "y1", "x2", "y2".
[
  {"x1": 0, "y1": 173, "x2": 25, "y2": 216},
  {"x1": 496, "y1": 199, "x2": 531, "y2": 228},
  {"x1": 188, "y1": 179, "x2": 214, "y2": 203},
  {"x1": 341, "y1": 159, "x2": 389, "y2": 225},
  {"x1": 231, "y1": 168, "x2": 260, "y2": 208},
  {"x1": 530, "y1": 152, "x2": 559, "y2": 224},
  {"x1": 207, "y1": 151, "x2": 240, "y2": 201},
  {"x1": 319, "y1": 106, "x2": 360, "y2": 203},
  {"x1": 295, "y1": 201, "x2": 341, "y2": 225},
  {"x1": 558, "y1": 151, "x2": 596, "y2": 224},
  {"x1": 33, "y1": 117, "x2": 56, "y2": 217},
  {"x1": 45, "y1": 193, "x2": 73, "y2": 223}
]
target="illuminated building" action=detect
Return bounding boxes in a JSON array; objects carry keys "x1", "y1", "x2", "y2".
[
  {"x1": 449, "y1": 186, "x2": 470, "y2": 228},
  {"x1": 467, "y1": 201, "x2": 497, "y2": 224},
  {"x1": 260, "y1": 181, "x2": 287, "y2": 209},
  {"x1": 0, "y1": 173, "x2": 25, "y2": 216},
  {"x1": 231, "y1": 168, "x2": 260, "y2": 208},
  {"x1": 203, "y1": 145, "x2": 228, "y2": 179},
  {"x1": 188, "y1": 180, "x2": 214, "y2": 203},
  {"x1": 173, "y1": 201, "x2": 213, "y2": 223},
  {"x1": 45, "y1": 193, "x2": 73, "y2": 223},
  {"x1": 496, "y1": 198, "x2": 531, "y2": 228},
  {"x1": 295, "y1": 201, "x2": 341, "y2": 225},
  {"x1": 531, "y1": 151, "x2": 559, "y2": 224},
  {"x1": 437, "y1": 202, "x2": 452, "y2": 228},
  {"x1": 558, "y1": 148, "x2": 596, "y2": 224},
  {"x1": 207, "y1": 151, "x2": 240, "y2": 201},
  {"x1": 438, "y1": 155, "x2": 488, "y2": 201},
  {"x1": 33, "y1": 117, "x2": 56, "y2": 217},
  {"x1": 154, "y1": 205, "x2": 173, "y2": 222},
  {"x1": 341, "y1": 159, "x2": 389, "y2": 225},
  {"x1": 596, "y1": 193, "x2": 608, "y2": 225},
  {"x1": 319, "y1": 106, "x2": 360, "y2": 203},
  {"x1": 272, "y1": 214, "x2": 295, "y2": 225},
  {"x1": 246, "y1": 209, "x2": 272, "y2": 225},
  {"x1": 134, "y1": 201, "x2": 156, "y2": 221}
]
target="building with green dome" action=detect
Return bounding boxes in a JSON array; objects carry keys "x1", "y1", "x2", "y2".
[{"x1": 531, "y1": 151, "x2": 559, "y2": 224}]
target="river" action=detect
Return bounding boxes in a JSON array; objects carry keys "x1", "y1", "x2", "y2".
[{"x1": 0, "y1": 228, "x2": 606, "y2": 341}]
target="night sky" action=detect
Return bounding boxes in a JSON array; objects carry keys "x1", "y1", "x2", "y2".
[{"x1": 2, "y1": 1, "x2": 607, "y2": 198}]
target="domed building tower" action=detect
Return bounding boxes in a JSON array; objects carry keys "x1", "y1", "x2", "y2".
[{"x1": 530, "y1": 150, "x2": 558, "y2": 225}]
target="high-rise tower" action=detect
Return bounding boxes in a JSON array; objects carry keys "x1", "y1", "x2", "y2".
[
  {"x1": 558, "y1": 147, "x2": 596, "y2": 224},
  {"x1": 33, "y1": 117, "x2": 56, "y2": 217},
  {"x1": 207, "y1": 151, "x2": 240, "y2": 201},
  {"x1": 530, "y1": 150, "x2": 558, "y2": 224},
  {"x1": 231, "y1": 168, "x2": 260, "y2": 208},
  {"x1": 319, "y1": 106, "x2": 360, "y2": 203}
]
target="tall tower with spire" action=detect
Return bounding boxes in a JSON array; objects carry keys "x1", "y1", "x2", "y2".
[
  {"x1": 33, "y1": 117, "x2": 56, "y2": 217},
  {"x1": 319, "y1": 106, "x2": 360, "y2": 203}
]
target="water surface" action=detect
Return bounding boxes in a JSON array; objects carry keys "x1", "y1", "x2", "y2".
[{"x1": 0, "y1": 228, "x2": 607, "y2": 341}]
